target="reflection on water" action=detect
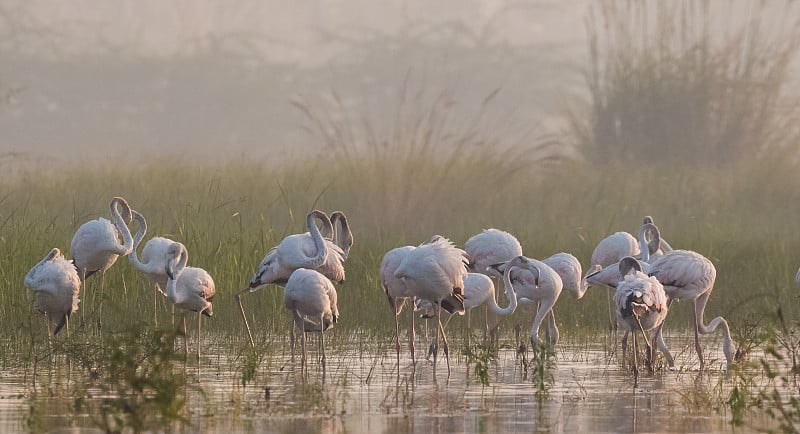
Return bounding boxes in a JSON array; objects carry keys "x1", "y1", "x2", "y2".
[{"x1": 0, "y1": 333, "x2": 779, "y2": 433}]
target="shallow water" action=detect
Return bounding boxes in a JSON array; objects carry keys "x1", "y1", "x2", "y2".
[{"x1": 0, "y1": 331, "x2": 781, "y2": 433}]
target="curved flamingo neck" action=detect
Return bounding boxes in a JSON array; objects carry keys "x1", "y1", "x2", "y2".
[
  {"x1": 331, "y1": 211, "x2": 353, "y2": 260},
  {"x1": 486, "y1": 279, "x2": 517, "y2": 316},
  {"x1": 128, "y1": 210, "x2": 160, "y2": 274},
  {"x1": 110, "y1": 198, "x2": 134, "y2": 256},
  {"x1": 166, "y1": 245, "x2": 188, "y2": 300},
  {"x1": 302, "y1": 210, "x2": 329, "y2": 269}
]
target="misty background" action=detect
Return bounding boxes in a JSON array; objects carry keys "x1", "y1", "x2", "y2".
[{"x1": 0, "y1": 0, "x2": 796, "y2": 163}]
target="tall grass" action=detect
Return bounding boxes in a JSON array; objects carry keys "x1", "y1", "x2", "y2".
[
  {"x1": 573, "y1": 0, "x2": 800, "y2": 164},
  {"x1": 2, "y1": 151, "x2": 799, "y2": 347}
]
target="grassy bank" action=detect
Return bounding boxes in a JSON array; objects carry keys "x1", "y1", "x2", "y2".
[{"x1": 1, "y1": 153, "x2": 799, "y2": 349}]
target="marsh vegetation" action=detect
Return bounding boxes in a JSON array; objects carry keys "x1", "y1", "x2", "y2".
[{"x1": 2, "y1": 0, "x2": 800, "y2": 432}]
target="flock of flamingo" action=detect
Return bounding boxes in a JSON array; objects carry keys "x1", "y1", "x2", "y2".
[{"x1": 24, "y1": 196, "x2": 740, "y2": 383}]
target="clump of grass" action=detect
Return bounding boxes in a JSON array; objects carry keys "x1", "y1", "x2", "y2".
[
  {"x1": 573, "y1": 0, "x2": 800, "y2": 165},
  {"x1": 462, "y1": 336, "x2": 498, "y2": 387},
  {"x1": 529, "y1": 341, "x2": 556, "y2": 400},
  {"x1": 65, "y1": 325, "x2": 190, "y2": 432}
]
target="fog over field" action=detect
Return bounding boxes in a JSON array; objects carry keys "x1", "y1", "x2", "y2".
[{"x1": 0, "y1": 0, "x2": 794, "y2": 163}]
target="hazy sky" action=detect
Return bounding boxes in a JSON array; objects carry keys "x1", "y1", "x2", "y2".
[{"x1": 0, "y1": 1, "x2": 794, "y2": 163}]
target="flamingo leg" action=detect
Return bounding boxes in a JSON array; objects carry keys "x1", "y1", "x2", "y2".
[
  {"x1": 693, "y1": 299, "x2": 704, "y2": 369},
  {"x1": 182, "y1": 313, "x2": 189, "y2": 357},
  {"x1": 433, "y1": 303, "x2": 441, "y2": 380},
  {"x1": 320, "y1": 314, "x2": 327, "y2": 373},
  {"x1": 438, "y1": 309, "x2": 451, "y2": 376},
  {"x1": 393, "y1": 304, "x2": 401, "y2": 365},
  {"x1": 409, "y1": 297, "x2": 416, "y2": 365},
  {"x1": 632, "y1": 331, "x2": 639, "y2": 388},
  {"x1": 197, "y1": 312, "x2": 202, "y2": 362}
]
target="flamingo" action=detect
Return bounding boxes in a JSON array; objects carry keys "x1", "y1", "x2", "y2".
[
  {"x1": 70, "y1": 196, "x2": 134, "y2": 329},
  {"x1": 464, "y1": 228, "x2": 523, "y2": 336},
  {"x1": 380, "y1": 245, "x2": 418, "y2": 364},
  {"x1": 642, "y1": 216, "x2": 673, "y2": 254},
  {"x1": 586, "y1": 221, "x2": 662, "y2": 330},
  {"x1": 236, "y1": 210, "x2": 343, "y2": 346},
  {"x1": 24, "y1": 248, "x2": 81, "y2": 337},
  {"x1": 129, "y1": 210, "x2": 176, "y2": 322},
  {"x1": 70, "y1": 197, "x2": 134, "y2": 281},
  {"x1": 543, "y1": 252, "x2": 586, "y2": 299},
  {"x1": 164, "y1": 242, "x2": 216, "y2": 361},
  {"x1": 415, "y1": 272, "x2": 519, "y2": 344},
  {"x1": 613, "y1": 257, "x2": 669, "y2": 387},
  {"x1": 647, "y1": 249, "x2": 735, "y2": 369},
  {"x1": 487, "y1": 255, "x2": 563, "y2": 346},
  {"x1": 393, "y1": 236, "x2": 467, "y2": 377},
  {"x1": 284, "y1": 268, "x2": 339, "y2": 372}
]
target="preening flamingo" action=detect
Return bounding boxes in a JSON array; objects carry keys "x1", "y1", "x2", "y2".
[
  {"x1": 648, "y1": 249, "x2": 735, "y2": 368},
  {"x1": 70, "y1": 197, "x2": 134, "y2": 281},
  {"x1": 488, "y1": 255, "x2": 563, "y2": 346},
  {"x1": 24, "y1": 248, "x2": 81, "y2": 336},
  {"x1": 613, "y1": 257, "x2": 669, "y2": 387},
  {"x1": 393, "y1": 236, "x2": 467, "y2": 378},
  {"x1": 164, "y1": 242, "x2": 216, "y2": 361},
  {"x1": 70, "y1": 196, "x2": 134, "y2": 329},
  {"x1": 284, "y1": 268, "x2": 339, "y2": 372},
  {"x1": 380, "y1": 245, "x2": 418, "y2": 364},
  {"x1": 236, "y1": 210, "x2": 343, "y2": 346}
]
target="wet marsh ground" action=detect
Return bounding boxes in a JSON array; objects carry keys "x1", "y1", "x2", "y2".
[{"x1": 0, "y1": 325, "x2": 788, "y2": 433}]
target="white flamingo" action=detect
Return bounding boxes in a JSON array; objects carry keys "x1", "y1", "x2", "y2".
[
  {"x1": 24, "y1": 248, "x2": 81, "y2": 337},
  {"x1": 236, "y1": 210, "x2": 343, "y2": 346},
  {"x1": 487, "y1": 255, "x2": 563, "y2": 346},
  {"x1": 647, "y1": 249, "x2": 735, "y2": 369},
  {"x1": 380, "y1": 245, "x2": 418, "y2": 364},
  {"x1": 70, "y1": 196, "x2": 134, "y2": 329},
  {"x1": 415, "y1": 272, "x2": 519, "y2": 346},
  {"x1": 586, "y1": 221, "x2": 661, "y2": 329},
  {"x1": 129, "y1": 210, "x2": 176, "y2": 322},
  {"x1": 284, "y1": 268, "x2": 339, "y2": 371},
  {"x1": 394, "y1": 236, "x2": 467, "y2": 377},
  {"x1": 164, "y1": 242, "x2": 216, "y2": 361},
  {"x1": 70, "y1": 197, "x2": 134, "y2": 281},
  {"x1": 465, "y1": 228, "x2": 523, "y2": 336},
  {"x1": 613, "y1": 257, "x2": 669, "y2": 386},
  {"x1": 543, "y1": 252, "x2": 586, "y2": 299}
]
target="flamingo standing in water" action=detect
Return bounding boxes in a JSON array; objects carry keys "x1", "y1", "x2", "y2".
[
  {"x1": 487, "y1": 255, "x2": 563, "y2": 346},
  {"x1": 393, "y1": 236, "x2": 467, "y2": 378},
  {"x1": 380, "y1": 245, "x2": 418, "y2": 364},
  {"x1": 613, "y1": 257, "x2": 669, "y2": 387},
  {"x1": 129, "y1": 209, "x2": 176, "y2": 323},
  {"x1": 284, "y1": 268, "x2": 338, "y2": 373},
  {"x1": 164, "y1": 242, "x2": 216, "y2": 361},
  {"x1": 236, "y1": 210, "x2": 344, "y2": 346},
  {"x1": 415, "y1": 271, "x2": 519, "y2": 350},
  {"x1": 648, "y1": 249, "x2": 735, "y2": 369},
  {"x1": 24, "y1": 248, "x2": 81, "y2": 338},
  {"x1": 70, "y1": 196, "x2": 134, "y2": 329},
  {"x1": 465, "y1": 228, "x2": 523, "y2": 337}
]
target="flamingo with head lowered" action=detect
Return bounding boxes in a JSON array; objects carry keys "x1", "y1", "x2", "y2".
[
  {"x1": 393, "y1": 235, "x2": 467, "y2": 378},
  {"x1": 236, "y1": 210, "x2": 344, "y2": 346}
]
